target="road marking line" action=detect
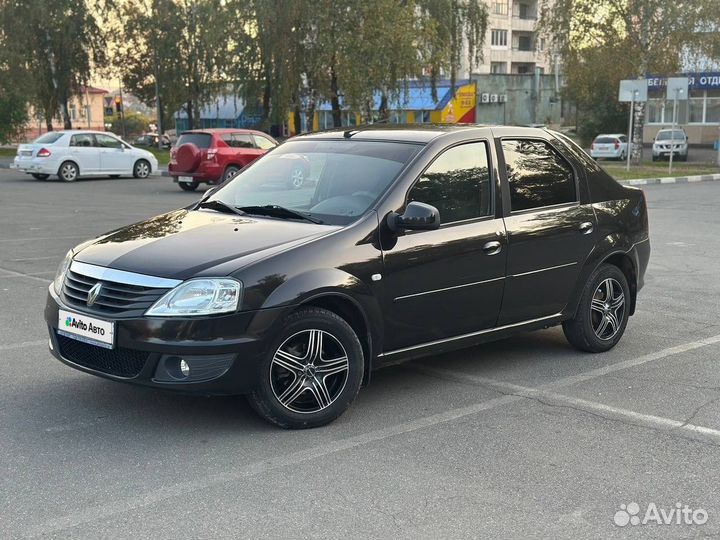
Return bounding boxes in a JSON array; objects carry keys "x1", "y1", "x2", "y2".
[
  {"x1": 0, "y1": 235, "x2": 88, "y2": 243},
  {"x1": 0, "y1": 266, "x2": 52, "y2": 284},
  {"x1": 410, "y1": 365, "x2": 720, "y2": 445},
  {"x1": 23, "y1": 332, "x2": 720, "y2": 537},
  {"x1": 0, "y1": 339, "x2": 47, "y2": 351}
]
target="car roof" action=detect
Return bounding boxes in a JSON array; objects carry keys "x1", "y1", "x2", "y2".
[
  {"x1": 594, "y1": 133, "x2": 625, "y2": 138},
  {"x1": 294, "y1": 123, "x2": 551, "y2": 144},
  {"x1": 181, "y1": 128, "x2": 267, "y2": 135}
]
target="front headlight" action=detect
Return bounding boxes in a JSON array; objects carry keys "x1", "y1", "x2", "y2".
[
  {"x1": 53, "y1": 250, "x2": 73, "y2": 295},
  {"x1": 145, "y1": 278, "x2": 242, "y2": 317}
]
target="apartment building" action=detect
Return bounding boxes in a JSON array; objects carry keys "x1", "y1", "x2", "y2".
[{"x1": 461, "y1": 0, "x2": 553, "y2": 76}]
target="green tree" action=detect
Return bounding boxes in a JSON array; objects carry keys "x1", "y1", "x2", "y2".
[
  {"x1": 0, "y1": 0, "x2": 106, "y2": 131},
  {"x1": 540, "y1": 0, "x2": 715, "y2": 163}
]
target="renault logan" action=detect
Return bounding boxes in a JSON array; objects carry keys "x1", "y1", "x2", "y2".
[{"x1": 45, "y1": 125, "x2": 650, "y2": 428}]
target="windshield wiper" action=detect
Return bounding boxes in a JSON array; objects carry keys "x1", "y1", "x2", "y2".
[
  {"x1": 237, "y1": 205, "x2": 324, "y2": 224},
  {"x1": 197, "y1": 200, "x2": 246, "y2": 217}
]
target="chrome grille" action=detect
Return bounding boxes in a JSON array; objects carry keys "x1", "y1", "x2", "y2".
[{"x1": 62, "y1": 268, "x2": 172, "y2": 318}]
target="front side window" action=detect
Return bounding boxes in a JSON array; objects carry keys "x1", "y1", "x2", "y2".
[
  {"x1": 95, "y1": 134, "x2": 123, "y2": 149},
  {"x1": 210, "y1": 140, "x2": 422, "y2": 225},
  {"x1": 408, "y1": 142, "x2": 492, "y2": 224},
  {"x1": 70, "y1": 133, "x2": 95, "y2": 147},
  {"x1": 502, "y1": 139, "x2": 577, "y2": 212}
]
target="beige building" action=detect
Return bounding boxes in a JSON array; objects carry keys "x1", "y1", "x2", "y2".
[
  {"x1": 23, "y1": 86, "x2": 108, "y2": 141},
  {"x1": 461, "y1": 0, "x2": 553, "y2": 76}
]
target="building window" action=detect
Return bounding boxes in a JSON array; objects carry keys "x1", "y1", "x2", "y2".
[
  {"x1": 491, "y1": 62, "x2": 508, "y2": 74},
  {"x1": 688, "y1": 89, "x2": 705, "y2": 123},
  {"x1": 517, "y1": 35, "x2": 533, "y2": 51},
  {"x1": 539, "y1": 38, "x2": 546, "y2": 51},
  {"x1": 647, "y1": 99, "x2": 665, "y2": 123},
  {"x1": 493, "y1": 1, "x2": 508, "y2": 15},
  {"x1": 706, "y1": 89, "x2": 720, "y2": 123},
  {"x1": 491, "y1": 29, "x2": 508, "y2": 47}
]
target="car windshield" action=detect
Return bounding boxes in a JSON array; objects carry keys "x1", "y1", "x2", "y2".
[
  {"x1": 594, "y1": 137, "x2": 617, "y2": 144},
  {"x1": 207, "y1": 139, "x2": 422, "y2": 225},
  {"x1": 656, "y1": 131, "x2": 685, "y2": 141},
  {"x1": 33, "y1": 132, "x2": 64, "y2": 144}
]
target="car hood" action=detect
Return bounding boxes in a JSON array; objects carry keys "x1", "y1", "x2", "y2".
[{"x1": 74, "y1": 208, "x2": 340, "y2": 280}]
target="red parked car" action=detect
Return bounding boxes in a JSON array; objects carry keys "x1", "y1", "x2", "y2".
[{"x1": 169, "y1": 128, "x2": 279, "y2": 191}]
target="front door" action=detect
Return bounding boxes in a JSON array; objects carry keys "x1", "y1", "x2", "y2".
[
  {"x1": 497, "y1": 137, "x2": 597, "y2": 325},
  {"x1": 380, "y1": 141, "x2": 507, "y2": 352}
]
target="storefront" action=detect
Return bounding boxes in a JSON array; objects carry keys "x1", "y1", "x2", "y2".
[{"x1": 645, "y1": 73, "x2": 720, "y2": 145}]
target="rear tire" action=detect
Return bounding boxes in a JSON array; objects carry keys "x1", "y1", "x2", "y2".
[
  {"x1": 223, "y1": 166, "x2": 240, "y2": 182},
  {"x1": 248, "y1": 307, "x2": 364, "y2": 429},
  {"x1": 31, "y1": 173, "x2": 49, "y2": 180},
  {"x1": 179, "y1": 180, "x2": 198, "y2": 191},
  {"x1": 58, "y1": 161, "x2": 79, "y2": 182},
  {"x1": 563, "y1": 264, "x2": 630, "y2": 353}
]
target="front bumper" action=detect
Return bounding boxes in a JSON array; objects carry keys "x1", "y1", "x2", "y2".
[{"x1": 45, "y1": 286, "x2": 285, "y2": 395}]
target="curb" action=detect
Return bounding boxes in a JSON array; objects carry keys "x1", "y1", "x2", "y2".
[{"x1": 618, "y1": 173, "x2": 720, "y2": 186}]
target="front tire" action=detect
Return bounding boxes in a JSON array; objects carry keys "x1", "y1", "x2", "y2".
[
  {"x1": 133, "y1": 159, "x2": 151, "y2": 179},
  {"x1": 58, "y1": 161, "x2": 79, "y2": 182},
  {"x1": 31, "y1": 173, "x2": 49, "y2": 180},
  {"x1": 248, "y1": 307, "x2": 364, "y2": 429},
  {"x1": 563, "y1": 264, "x2": 630, "y2": 353}
]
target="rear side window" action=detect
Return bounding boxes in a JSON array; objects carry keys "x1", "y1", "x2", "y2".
[
  {"x1": 34, "y1": 132, "x2": 64, "y2": 144},
  {"x1": 254, "y1": 134, "x2": 276, "y2": 150},
  {"x1": 70, "y1": 133, "x2": 95, "y2": 147},
  {"x1": 223, "y1": 133, "x2": 254, "y2": 148},
  {"x1": 176, "y1": 133, "x2": 212, "y2": 148},
  {"x1": 502, "y1": 139, "x2": 577, "y2": 212},
  {"x1": 408, "y1": 142, "x2": 492, "y2": 224}
]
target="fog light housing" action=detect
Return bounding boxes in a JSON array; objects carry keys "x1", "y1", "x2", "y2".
[{"x1": 153, "y1": 353, "x2": 235, "y2": 383}]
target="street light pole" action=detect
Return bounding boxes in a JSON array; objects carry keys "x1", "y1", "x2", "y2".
[
  {"x1": 626, "y1": 91, "x2": 635, "y2": 172},
  {"x1": 668, "y1": 88, "x2": 678, "y2": 175}
]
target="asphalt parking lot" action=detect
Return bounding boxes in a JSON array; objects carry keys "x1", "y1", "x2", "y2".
[{"x1": 1, "y1": 170, "x2": 720, "y2": 539}]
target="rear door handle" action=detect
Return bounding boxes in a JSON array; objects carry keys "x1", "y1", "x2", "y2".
[
  {"x1": 579, "y1": 222, "x2": 594, "y2": 235},
  {"x1": 482, "y1": 240, "x2": 502, "y2": 255}
]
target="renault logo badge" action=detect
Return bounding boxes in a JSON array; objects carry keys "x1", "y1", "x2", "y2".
[{"x1": 87, "y1": 283, "x2": 103, "y2": 307}]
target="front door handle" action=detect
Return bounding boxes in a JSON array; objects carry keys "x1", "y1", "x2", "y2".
[
  {"x1": 579, "y1": 221, "x2": 594, "y2": 235},
  {"x1": 482, "y1": 240, "x2": 502, "y2": 255}
]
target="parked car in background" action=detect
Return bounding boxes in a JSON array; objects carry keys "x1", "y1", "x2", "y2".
[
  {"x1": 168, "y1": 128, "x2": 279, "y2": 191},
  {"x1": 590, "y1": 134, "x2": 629, "y2": 160},
  {"x1": 11, "y1": 130, "x2": 159, "y2": 182},
  {"x1": 46, "y1": 124, "x2": 649, "y2": 428},
  {"x1": 134, "y1": 133, "x2": 171, "y2": 149},
  {"x1": 652, "y1": 129, "x2": 689, "y2": 161}
]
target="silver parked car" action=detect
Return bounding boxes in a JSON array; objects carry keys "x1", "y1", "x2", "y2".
[
  {"x1": 590, "y1": 134, "x2": 630, "y2": 161},
  {"x1": 12, "y1": 130, "x2": 160, "y2": 181},
  {"x1": 652, "y1": 129, "x2": 689, "y2": 162}
]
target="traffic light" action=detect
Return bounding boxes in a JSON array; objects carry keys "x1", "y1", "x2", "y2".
[{"x1": 114, "y1": 96, "x2": 122, "y2": 119}]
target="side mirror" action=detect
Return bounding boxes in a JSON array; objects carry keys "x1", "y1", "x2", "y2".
[{"x1": 387, "y1": 201, "x2": 440, "y2": 232}]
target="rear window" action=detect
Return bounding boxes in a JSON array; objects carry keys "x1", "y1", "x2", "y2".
[
  {"x1": 176, "y1": 133, "x2": 212, "y2": 148},
  {"x1": 594, "y1": 137, "x2": 617, "y2": 144},
  {"x1": 34, "y1": 132, "x2": 64, "y2": 144}
]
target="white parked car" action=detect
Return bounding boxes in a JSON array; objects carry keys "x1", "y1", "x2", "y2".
[
  {"x1": 590, "y1": 133, "x2": 630, "y2": 160},
  {"x1": 652, "y1": 129, "x2": 689, "y2": 162},
  {"x1": 11, "y1": 130, "x2": 159, "y2": 181}
]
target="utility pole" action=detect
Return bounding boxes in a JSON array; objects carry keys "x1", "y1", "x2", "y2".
[
  {"x1": 118, "y1": 78, "x2": 127, "y2": 140},
  {"x1": 152, "y1": 0, "x2": 163, "y2": 150}
]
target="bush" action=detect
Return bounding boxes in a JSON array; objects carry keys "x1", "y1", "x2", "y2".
[{"x1": 103, "y1": 111, "x2": 150, "y2": 138}]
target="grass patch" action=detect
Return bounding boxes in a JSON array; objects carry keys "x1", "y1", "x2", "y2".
[
  {"x1": 602, "y1": 161, "x2": 719, "y2": 181},
  {"x1": 145, "y1": 147, "x2": 170, "y2": 166},
  {"x1": 0, "y1": 148, "x2": 18, "y2": 158}
]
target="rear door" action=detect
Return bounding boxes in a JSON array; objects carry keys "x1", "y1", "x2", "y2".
[
  {"x1": 96, "y1": 133, "x2": 131, "y2": 173},
  {"x1": 68, "y1": 133, "x2": 100, "y2": 174},
  {"x1": 497, "y1": 136, "x2": 596, "y2": 325},
  {"x1": 380, "y1": 140, "x2": 507, "y2": 351}
]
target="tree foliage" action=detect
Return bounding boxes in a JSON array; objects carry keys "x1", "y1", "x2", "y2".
[
  {"x1": 0, "y1": 0, "x2": 106, "y2": 130},
  {"x1": 540, "y1": 0, "x2": 718, "y2": 161}
]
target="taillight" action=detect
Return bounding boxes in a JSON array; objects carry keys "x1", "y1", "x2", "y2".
[
  {"x1": 36, "y1": 148, "x2": 51, "y2": 157},
  {"x1": 614, "y1": 140, "x2": 620, "y2": 150},
  {"x1": 206, "y1": 148, "x2": 217, "y2": 160},
  {"x1": 591, "y1": 143, "x2": 595, "y2": 150}
]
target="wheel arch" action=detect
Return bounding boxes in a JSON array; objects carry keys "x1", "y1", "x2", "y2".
[
  {"x1": 600, "y1": 251, "x2": 637, "y2": 315},
  {"x1": 57, "y1": 159, "x2": 80, "y2": 177}
]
